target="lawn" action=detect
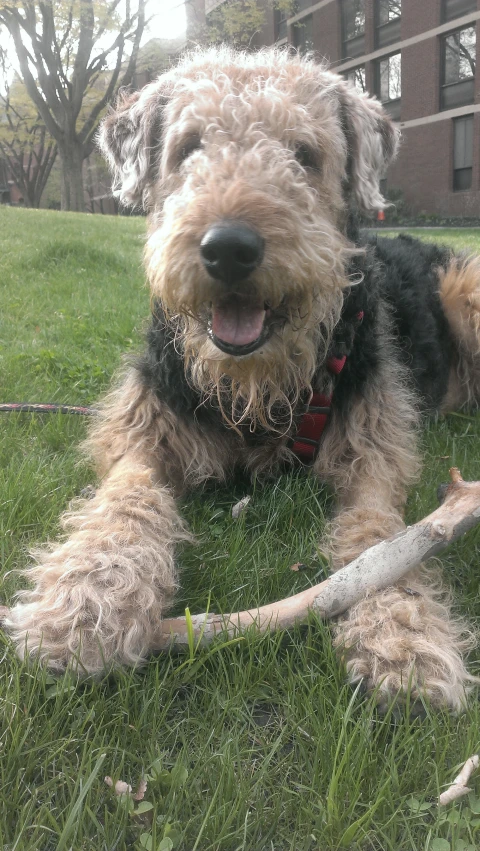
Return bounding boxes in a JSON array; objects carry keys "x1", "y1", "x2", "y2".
[{"x1": 0, "y1": 208, "x2": 479, "y2": 851}]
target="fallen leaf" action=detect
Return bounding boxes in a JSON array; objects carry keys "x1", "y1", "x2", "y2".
[{"x1": 232, "y1": 495, "x2": 251, "y2": 519}]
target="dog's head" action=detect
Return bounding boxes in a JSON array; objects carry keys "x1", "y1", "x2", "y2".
[{"x1": 99, "y1": 48, "x2": 398, "y2": 428}]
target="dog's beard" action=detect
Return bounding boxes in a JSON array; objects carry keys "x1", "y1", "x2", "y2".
[{"x1": 171, "y1": 288, "x2": 344, "y2": 435}]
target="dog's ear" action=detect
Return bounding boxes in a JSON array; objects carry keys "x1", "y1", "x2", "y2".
[
  {"x1": 338, "y1": 83, "x2": 400, "y2": 213},
  {"x1": 97, "y1": 83, "x2": 169, "y2": 209}
]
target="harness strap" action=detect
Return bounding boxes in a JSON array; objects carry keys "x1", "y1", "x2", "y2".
[
  {"x1": 291, "y1": 369, "x2": 340, "y2": 463},
  {"x1": 292, "y1": 310, "x2": 363, "y2": 463}
]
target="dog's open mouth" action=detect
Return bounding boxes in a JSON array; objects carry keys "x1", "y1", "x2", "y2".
[{"x1": 208, "y1": 293, "x2": 275, "y2": 356}]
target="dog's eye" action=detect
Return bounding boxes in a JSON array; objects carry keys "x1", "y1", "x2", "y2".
[
  {"x1": 178, "y1": 135, "x2": 202, "y2": 165},
  {"x1": 294, "y1": 143, "x2": 319, "y2": 171}
]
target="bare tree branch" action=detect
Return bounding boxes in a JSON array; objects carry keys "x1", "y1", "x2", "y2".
[
  {"x1": 1, "y1": 9, "x2": 62, "y2": 140},
  {"x1": 71, "y1": 0, "x2": 95, "y2": 118},
  {"x1": 79, "y1": 0, "x2": 146, "y2": 146}
]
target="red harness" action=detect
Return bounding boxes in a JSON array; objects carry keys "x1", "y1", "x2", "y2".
[{"x1": 292, "y1": 310, "x2": 364, "y2": 463}]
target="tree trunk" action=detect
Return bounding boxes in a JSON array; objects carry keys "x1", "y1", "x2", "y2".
[
  {"x1": 33, "y1": 144, "x2": 58, "y2": 209},
  {"x1": 58, "y1": 140, "x2": 85, "y2": 212},
  {"x1": 24, "y1": 187, "x2": 36, "y2": 208}
]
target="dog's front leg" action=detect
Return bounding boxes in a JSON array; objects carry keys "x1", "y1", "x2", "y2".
[
  {"x1": 6, "y1": 370, "x2": 229, "y2": 675},
  {"x1": 6, "y1": 451, "x2": 190, "y2": 674},
  {"x1": 316, "y1": 368, "x2": 476, "y2": 712}
]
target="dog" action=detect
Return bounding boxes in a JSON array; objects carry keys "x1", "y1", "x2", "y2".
[{"x1": 6, "y1": 47, "x2": 480, "y2": 712}]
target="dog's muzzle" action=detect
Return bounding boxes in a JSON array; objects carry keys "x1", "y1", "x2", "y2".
[{"x1": 201, "y1": 221, "x2": 271, "y2": 356}]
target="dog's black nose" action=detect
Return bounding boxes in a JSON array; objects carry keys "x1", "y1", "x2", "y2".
[{"x1": 200, "y1": 222, "x2": 264, "y2": 284}]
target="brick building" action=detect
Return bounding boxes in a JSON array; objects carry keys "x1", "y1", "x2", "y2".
[{"x1": 204, "y1": 0, "x2": 480, "y2": 217}]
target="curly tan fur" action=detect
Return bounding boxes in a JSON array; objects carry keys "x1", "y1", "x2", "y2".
[
  {"x1": 440, "y1": 254, "x2": 480, "y2": 411},
  {"x1": 7, "y1": 453, "x2": 188, "y2": 673},
  {"x1": 6, "y1": 49, "x2": 478, "y2": 710},
  {"x1": 313, "y1": 331, "x2": 477, "y2": 711},
  {"x1": 336, "y1": 569, "x2": 477, "y2": 713},
  {"x1": 83, "y1": 367, "x2": 233, "y2": 489},
  {"x1": 6, "y1": 369, "x2": 233, "y2": 674}
]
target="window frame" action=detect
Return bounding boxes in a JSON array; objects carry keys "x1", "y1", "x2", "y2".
[
  {"x1": 375, "y1": 51, "x2": 402, "y2": 119},
  {"x1": 292, "y1": 13, "x2": 314, "y2": 54},
  {"x1": 346, "y1": 65, "x2": 367, "y2": 92},
  {"x1": 274, "y1": 6, "x2": 288, "y2": 41},
  {"x1": 452, "y1": 114, "x2": 474, "y2": 191},
  {"x1": 341, "y1": 0, "x2": 366, "y2": 59},
  {"x1": 440, "y1": 25, "x2": 476, "y2": 111},
  {"x1": 442, "y1": 0, "x2": 477, "y2": 25},
  {"x1": 375, "y1": 0, "x2": 402, "y2": 49}
]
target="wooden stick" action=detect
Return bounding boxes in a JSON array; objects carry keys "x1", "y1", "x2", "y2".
[
  {"x1": 439, "y1": 754, "x2": 479, "y2": 805},
  {"x1": 0, "y1": 469, "x2": 479, "y2": 653},
  {"x1": 155, "y1": 468, "x2": 480, "y2": 651}
]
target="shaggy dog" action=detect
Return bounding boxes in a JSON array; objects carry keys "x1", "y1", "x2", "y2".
[{"x1": 6, "y1": 48, "x2": 480, "y2": 711}]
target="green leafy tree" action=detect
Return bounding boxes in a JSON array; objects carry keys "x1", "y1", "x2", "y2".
[
  {"x1": 0, "y1": 0, "x2": 147, "y2": 212},
  {"x1": 206, "y1": 0, "x2": 265, "y2": 46},
  {"x1": 205, "y1": 0, "x2": 296, "y2": 48}
]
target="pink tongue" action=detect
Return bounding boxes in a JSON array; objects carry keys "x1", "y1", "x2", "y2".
[{"x1": 211, "y1": 298, "x2": 266, "y2": 347}]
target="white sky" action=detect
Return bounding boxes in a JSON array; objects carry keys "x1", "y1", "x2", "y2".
[{"x1": 146, "y1": 0, "x2": 186, "y2": 41}]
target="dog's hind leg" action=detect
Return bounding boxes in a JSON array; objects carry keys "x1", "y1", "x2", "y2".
[
  {"x1": 6, "y1": 369, "x2": 230, "y2": 675},
  {"x1": 439, "y1": 254, "x2": 480, "y2": 411},
  {"x1": 316, "y1": 357, "x2": 476, "y2": 712}
]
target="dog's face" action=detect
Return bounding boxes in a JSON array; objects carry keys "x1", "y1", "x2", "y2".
[{"x1": 99, "y1": 48, "x2": 398, "y2": 428}]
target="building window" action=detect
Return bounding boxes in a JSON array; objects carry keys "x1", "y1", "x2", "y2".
[
  {"x1": 376, "y1": 52, "x2": 401, "y2": 119},
  {"x1": 453, "y1": 115, "x2": 474, "y2": 190},
  {"x1": 442, "y1": 0, "x2": 477, "y2": 24},
  {"x1": 377, "y1": 0, "x2": 401, "y2": 24},
  {"x1": 441, "y1": 26, "x2": 476, "y2": 110},
  {"x1": 293, "y1": 14, "x2": 314, "y2": 54},
  {"x1": 296, "y1": 0, "x2": 315, "y2": 12},
  {"x1": 346, "y1": 66, "x2": 367, "y2": 92},
  {"x1": 376, "y1": 0, "x2": 401, "y2": 48},
  {"x1": 342, "y1": 0, "x2": 365, "y2": 59},
  {"x1": 275, "y1": 6, "x2": 288, "y2": 40}
]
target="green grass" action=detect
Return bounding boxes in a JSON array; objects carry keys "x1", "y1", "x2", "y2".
[
  {"x1": 0, "y1": 208, "x2": 479, "y2": 851},
  {"x1": 379, "y1": 227, "x2": 480, "y2": 255}
]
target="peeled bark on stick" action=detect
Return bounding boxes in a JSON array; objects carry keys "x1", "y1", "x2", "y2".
[
  {"x1": 155, "y1": 468, "x2": 480, "y2": 651},
  {"x1": 438, "y1": 754, "x2": 480, "y2": 805},
  {"x1": 0, "y1": 469, "x2": 478, "y2": 651}
]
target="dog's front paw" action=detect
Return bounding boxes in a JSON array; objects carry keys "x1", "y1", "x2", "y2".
[
  {"x1": 342, "y1": 647, "x2": 472, "y2": 715},
  {"x1": 6, "y1": 573, "x2": 164, "y2": 676},
  {"x1": 335, "y1": 585, "x2": 477, "y2": 714},
  {"x1": 6, "y1": 600, "x2": 122, "y2": 675}
]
